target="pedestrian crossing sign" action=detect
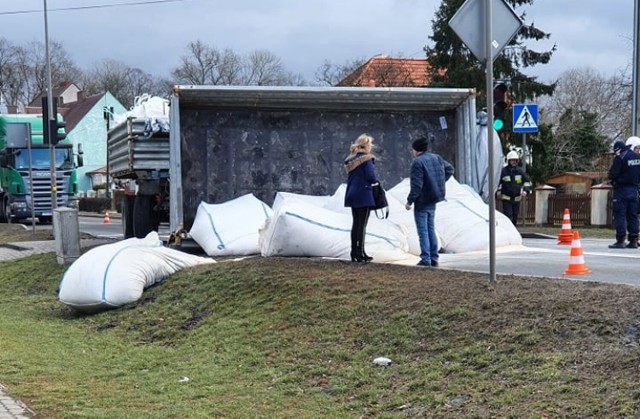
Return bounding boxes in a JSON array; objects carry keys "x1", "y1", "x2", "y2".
[{"x1": 512, "y1": 104, "x2": 538, "y2": 133}]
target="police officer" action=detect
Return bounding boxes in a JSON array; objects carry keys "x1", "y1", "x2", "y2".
[
  {"x1": 498, "y1": 150, "x2": 532, "y2": 225},
  {"x1": 608, "y1": 140, "x2": 640, "y2": 248}
]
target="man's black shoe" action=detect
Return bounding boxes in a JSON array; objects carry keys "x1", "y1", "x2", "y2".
[
  {"x1": 626, "y1": 242, "x2": 638, "y2": 249},
  {"x1": 609, "y1": 242, "x2": 626, "y2": 249},
  {"x1": 416, "y1": 260, "x2": 431, "y2": 267},
  {"x1": 431, "y1": 261, "x2": 439, "y2": 267}
]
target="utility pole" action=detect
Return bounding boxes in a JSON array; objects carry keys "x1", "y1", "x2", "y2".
[
  {"x1": 43, "y1": 0, "x2": 58, "y2": 213},
  {"x1": 633, "y1": 0, "x2": 640, "y2": 135}
]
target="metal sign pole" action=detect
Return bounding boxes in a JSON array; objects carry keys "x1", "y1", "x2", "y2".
[
  {"x1": 485, "y1": 0, "x2": 497, "y2": 283},
  {"x1": 522, "y1": 133, "x2": 527, "y2": 173}
]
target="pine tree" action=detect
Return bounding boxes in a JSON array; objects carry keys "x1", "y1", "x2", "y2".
[{"x1": 425, "y1": 0, "x2": 556, "y2": 109}]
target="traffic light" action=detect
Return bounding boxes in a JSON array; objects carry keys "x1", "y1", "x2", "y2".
[
  {"x1": 41, "y1": 96, "x2": 66, "y2": 145},
  {"x1": 492, "y1": 83, "x2": 508, "y2": 131},
  {"x1": 41, "y1": 96, "x2": 50, "y2": 144}
]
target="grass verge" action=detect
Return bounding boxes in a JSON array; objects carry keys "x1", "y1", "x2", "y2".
[{"x1": 1, "y1": 254, "x2": 640, "y2": 417}]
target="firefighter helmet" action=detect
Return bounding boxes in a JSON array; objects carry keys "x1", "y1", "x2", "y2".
[{"x1": 506, "y1": 150, "x2": 519, "y2": 161}]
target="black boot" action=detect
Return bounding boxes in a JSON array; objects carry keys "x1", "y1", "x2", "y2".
[
  {"x1": 350, "y1": 243, "x2": 365, "y2": 263},
  {"x1": 609, "y1": 237, "x2": 626, "y2": 249},
  {"x1": 626, "y1": 238, "x2": 639, "y2": 249}
]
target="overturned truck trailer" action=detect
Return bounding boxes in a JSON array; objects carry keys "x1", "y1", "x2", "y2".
[{"x1": 169, "y1": 85, "x2": 477, "y2": 234}]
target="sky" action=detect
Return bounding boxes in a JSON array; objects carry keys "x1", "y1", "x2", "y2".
[{"x1": 0, "y1": 0, "x2": 635, "y2": 86}]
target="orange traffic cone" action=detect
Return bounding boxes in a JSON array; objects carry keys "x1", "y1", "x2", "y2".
[
  {"x1": 557, "y1": 208, "x2": 573, "y2": 245},
  {"x1": 103, "y1": 210, "x2": 111, "y2": 224},
  {"x1": 563, "y1": 231, "x2": 591, "y2": 275}
]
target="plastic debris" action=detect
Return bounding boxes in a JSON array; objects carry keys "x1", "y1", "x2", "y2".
[{"x1": 373, "y1": 357, "x2": 393, "y2": 366}]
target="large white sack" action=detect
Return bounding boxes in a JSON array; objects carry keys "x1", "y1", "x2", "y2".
[
  {"x1": 259, "y1": 197, "x2": 409, "y2": 262},
  {"x1": 58, "y1": 232, "x2": 214, "y2": 312},
  {"x1": 436, "y1": 178, "x2": 521, "y2": 252},
  {"x1": 189, "y1": 194, "x2": 273, "y2": 256},
  {"x1": 387, "y1": 177, "x2": 521, "y2": 253},
  {"x1": 272, "y1": 191, "x2": 331, "y2": 214}
]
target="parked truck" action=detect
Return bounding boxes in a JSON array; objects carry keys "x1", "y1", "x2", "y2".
[
  {"x1": 0, "y1": 114, "x2": 82, "y2": 223},
  {"x1": 108, "y1": 86, "x2": 478, "y2": 240}
]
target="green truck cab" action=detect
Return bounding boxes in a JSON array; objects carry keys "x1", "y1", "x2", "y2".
[{"x1": 0, "y1": 114, "x2": 82, "y2": 223}]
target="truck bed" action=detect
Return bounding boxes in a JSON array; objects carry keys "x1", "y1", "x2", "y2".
[{"x1": 107, "y1": 117, "x2": 170, "y2": 178}]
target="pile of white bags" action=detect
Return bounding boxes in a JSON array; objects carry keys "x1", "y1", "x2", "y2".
[
  {"x1": 112, "y1": 93, "x2": 170, "y2": 132},
  {"x1": 188, "y1": 177, "x2": 521, "y2": 259},
  {"x1": 58, "y1": 232, "x2": 214, "y2": 312}
]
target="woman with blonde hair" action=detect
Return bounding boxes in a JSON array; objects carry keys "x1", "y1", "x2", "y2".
[{"x1": 344, "y1": 134, "x2": 379, "y2": 262}]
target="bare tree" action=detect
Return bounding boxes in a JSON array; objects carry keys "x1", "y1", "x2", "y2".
[
  {"x1": 541, "y1": 67, "x2": 631, "y2": 143},
  {"x1": 0, "y1": 38, "x2": 24, "y2": 107},
  {"x1": 172, "y1": 40, "x2": 217, "y2": 85},
  {"x1": 0, "y1": 38, "x2": 81, "y2": 107},
  {"x1": 314, "y1": 58, "x2": 367, "y2": 86},
  {"x1": 25, "y1": 40, "x2": 82, "y2": 102},
  {"x1": 243, "y1": 50, "x2": 285, "y2": 85},
  {"x1": 172, "y1": 41, "x2": 304, "y2": 86},
  {"x1": 81, "y1": 59, "x2": 167, "y2": 108}
]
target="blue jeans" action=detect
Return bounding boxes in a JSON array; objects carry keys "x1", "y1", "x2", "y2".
[{"x1": 414, "y1": 205, "x2": 438, "y2": 265}]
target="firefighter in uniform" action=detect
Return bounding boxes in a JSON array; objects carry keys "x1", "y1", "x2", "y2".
[{"x1": 498, "y1": 150, "x2": 532, "y2": 225}]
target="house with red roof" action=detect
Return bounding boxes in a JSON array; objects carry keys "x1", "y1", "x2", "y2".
[{"x1": 337, "y1": 55, "x2": 432, "y2": 87}]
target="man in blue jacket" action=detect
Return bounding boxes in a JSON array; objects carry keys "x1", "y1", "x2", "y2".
[
  {"x1": 405, "y1": 137, "x2": 454, "y2": 267},
  {"x1": 608, "y1": 140, "x2": 640, "y2": 248}
]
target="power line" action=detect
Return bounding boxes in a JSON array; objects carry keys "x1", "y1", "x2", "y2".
[{"x1": 0, "y1": 0, "x2": 193, "y2": 16}]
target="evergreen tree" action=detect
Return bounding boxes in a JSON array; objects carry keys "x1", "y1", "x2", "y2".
[
  {"x1": 553, "y1": 110, "x2": 609, "y2": 173},
  {"x1": 425, "y1": 0, "x2": 556, "y2": 111},
  {"x1": 526, "y1": 122, "x2": 554, "y2": 185}
]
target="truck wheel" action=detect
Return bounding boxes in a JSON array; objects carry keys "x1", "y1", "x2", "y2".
[
  {"x1": 0, "y1": 197, "x2": 10, "y2": 224},
  {"x1": 133, "y1": 195, "x2": 155, "y2": 238},
  {"x1": 122, "y1": 195, "x2": 135, "y2": 239}
]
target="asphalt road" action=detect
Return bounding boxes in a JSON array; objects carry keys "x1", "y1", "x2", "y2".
[{"x1": 438, "y1": 236, "x2": 640, "y2": 287}]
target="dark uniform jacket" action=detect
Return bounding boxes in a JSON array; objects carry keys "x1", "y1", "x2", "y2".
[
  {"x1": 498, "y1": 165, "x2": 532, "y2": 202},
  {"x1": 609, "y1": 148, "x2": 640, "y2": 191}
]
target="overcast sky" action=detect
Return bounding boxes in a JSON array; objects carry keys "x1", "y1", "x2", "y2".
[{"x1": 2, "y1": 0, "x2": 635, "y2": 85}]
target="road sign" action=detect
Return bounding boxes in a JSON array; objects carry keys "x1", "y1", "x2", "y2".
[
  {"x1": 512, "y1": 104, "x2": 538, "y2": 133},
  {"x1": 448, "y1": 0, "x2": 523, "y2": 63}
]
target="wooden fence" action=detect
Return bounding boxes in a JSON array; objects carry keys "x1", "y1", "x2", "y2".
[{"x1": 500, "y1": 192, "x2": 613, "y2": 227}]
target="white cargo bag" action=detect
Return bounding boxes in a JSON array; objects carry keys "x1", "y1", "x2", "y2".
[
  {"x1": 58, "y1": 232, "x2": 214, "y2": 312},
  {"x1": 189, "y1": 194, "x2": 273, "y2": 256},
  {"x1": 259, "y1": 197, "x2": 409, "y2": 262}
]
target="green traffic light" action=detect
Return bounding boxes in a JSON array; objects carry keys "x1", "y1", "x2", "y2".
[{"x1": 493, "y1": 118, "x2": 504, "y2": 131}]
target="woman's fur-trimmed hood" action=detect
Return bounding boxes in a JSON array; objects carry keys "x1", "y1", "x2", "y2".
[{"x1": 344, "y1": 153, "x2": 376, "y2": 173}]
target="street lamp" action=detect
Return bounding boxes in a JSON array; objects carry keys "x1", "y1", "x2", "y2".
[{"x1": 43, "y1": 0, "x2": 58, "y2": 212}]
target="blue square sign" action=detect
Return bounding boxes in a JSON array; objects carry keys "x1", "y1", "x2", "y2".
[{"x1": 512, "y1": 104, "x2": 538, "y2": 133}]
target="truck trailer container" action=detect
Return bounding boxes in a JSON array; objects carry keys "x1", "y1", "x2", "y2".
[{"x1": 109, "y1": 86, "x2": 478, "y2": 239}]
